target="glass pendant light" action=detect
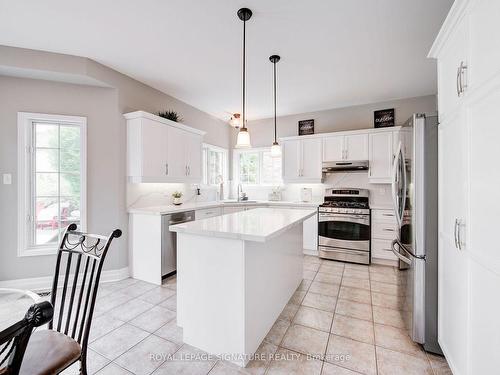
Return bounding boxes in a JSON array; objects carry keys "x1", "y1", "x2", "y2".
[
  {"x1": 269, "y1": 54, "x2": 281, "y2": 157},
  {"x1": 235, "y1": 8, "x2": 252, "y2": 149}
]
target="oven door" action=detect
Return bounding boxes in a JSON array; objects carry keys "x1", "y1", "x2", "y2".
[{"x1": 318, "y1": 213, "x2": 370, "y2": 251}]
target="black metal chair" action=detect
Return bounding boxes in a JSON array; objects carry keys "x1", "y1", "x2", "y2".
[
  {"x1": 20, "y1": 223, "x2": 122, "y2": 375},
  {"x1": 0, "y1": 301, "x2": 53, "y2": 375}
]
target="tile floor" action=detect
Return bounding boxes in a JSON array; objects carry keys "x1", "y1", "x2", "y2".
[{"x1": 45, "y1": 255, "x2": 452, "y2": 374}]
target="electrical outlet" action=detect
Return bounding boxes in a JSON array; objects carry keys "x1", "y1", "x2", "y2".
[{"x1": 3, "y1": 173, "x2": 12, "y2": 185}]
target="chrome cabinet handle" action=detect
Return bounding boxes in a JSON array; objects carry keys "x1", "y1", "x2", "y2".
[
  {"x1": 456, "y1": 65, "x2": 461, "y2": 96},
  {"x1": 165, "y1": 163, "x2": 169, "y2": 175},
  {"x1": 455, "y1": 219, "x2": 463, "y2": 250},
  {"x1": 382, "y1": 213, "x2": 394, "y2": 217},
  {"x1": 459, "y1": 61, "x2": 467, "y2": 96},
  {"x1": 454, "y1": 219, "x2": 459, "y2": 249},
  {"x1": 188, "y1": 166, "x2": 190, "y2": 175},
  {"x1": 383, "y1": 228, "x2": 395, "y2": 231}
]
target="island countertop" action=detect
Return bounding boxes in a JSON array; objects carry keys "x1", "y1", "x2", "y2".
[{"x1": 169, "y1": 207, "x2": 317, "y2": 242}]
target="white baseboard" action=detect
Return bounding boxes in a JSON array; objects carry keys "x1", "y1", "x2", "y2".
[
  {"x1": 303, "y1": 249, "x2": 319, "y2": 256},
  {"x1": 0, "y1": 267, "x2": 129, "y2": 291}
]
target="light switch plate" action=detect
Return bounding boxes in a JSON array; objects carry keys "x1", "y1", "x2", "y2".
[{"x1": 3, "y1": 173, "x2": 12, "y2": 185}]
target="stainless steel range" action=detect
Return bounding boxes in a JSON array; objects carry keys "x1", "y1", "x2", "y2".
[{"x1": 318, "y1": 188, "x2": 371, "y2": 264}]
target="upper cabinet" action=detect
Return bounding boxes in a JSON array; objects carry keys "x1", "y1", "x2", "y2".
[
  {"x1": 368, "y1": 131, "x2": 394, "y2": 183},
  {"x1": 125, "y1": 111, "x2": 205, "y2": 183},
  {"x1": 282, "y1": 138, "x2": 322, "y2": 183},
  {"x1": 323, "y1": 134, "x2": 368, "y2": 161}
]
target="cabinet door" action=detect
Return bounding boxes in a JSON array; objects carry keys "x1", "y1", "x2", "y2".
[
  {"x1": 166, "y1": 126, "x2": 187, "y2": 179},
  {"x1": 322, "y1": 136, "x2": 344, "y2": 161},
  {"x1": 344, "y1": 134, "x2": 368, "y2": 161},
  {"x1": 301, "y1": 138, "x2": 322, "y2": 179},
  {"x1": 468, "y1": 0, "x2": 500, "y2": 89},
  {"x1": 437, "y1": 16, "x2": 468, "y2": 121},
  {"x1": 141, "y1": 119, "x2": 168, "y2": 178},
  {"x1": 368, "y1": 132, "x2": 393, "y2": 183},
  {"x1": 282, "y1": 140, "x2": 301, "y2": 180},
  {"x1": 438, "y1": 112, "x2": 468, "y2": 375},
  {"x1": 303, "y1": 214, "x2": 318, "y2": 251},
  {"x1": 223, "y1": 206, "x2": 245, "y2": 214},
  {"x1": 186, "y1": 133, "x2": 202, "y2": 181}
]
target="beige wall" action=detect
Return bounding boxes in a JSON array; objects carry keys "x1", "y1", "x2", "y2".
[
  {"x1": 0, "y1": 48, "x2": 231, "y2": 281},
  {"x1": 232, "y1": 95, "x2": 437, "y2": 148}
]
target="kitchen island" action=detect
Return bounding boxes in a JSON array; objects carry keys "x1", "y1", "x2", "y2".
[{"x1": 169, "y1": 207, "x2": 316, "y2": 367}]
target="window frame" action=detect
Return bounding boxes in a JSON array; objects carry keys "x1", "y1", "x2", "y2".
[
  {"x1": 233, "y1": 147, "x2": 283, "y2": 186},
  {"x1": 17, "y1": 112, "x2": 87, "y2": 257},
  {"x1": 202, "y1": 143, "x2": 228, "y2": 186}
]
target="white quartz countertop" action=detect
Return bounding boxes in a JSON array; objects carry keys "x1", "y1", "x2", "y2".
[
  {"x1": 169, "y1": 207, "x2": 317, "y2": 242},
  {"x1": 128, "y1": 200, "x2": 321, "y2": 215}
]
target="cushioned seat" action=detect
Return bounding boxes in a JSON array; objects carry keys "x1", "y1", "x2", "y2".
[{"x1": 20, "y1": 330, "x2": 81, "y2": 375}]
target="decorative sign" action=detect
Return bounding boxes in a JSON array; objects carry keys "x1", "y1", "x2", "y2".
[
  {"x1": 374, "y1": 108, "x2": 395, "y2": 128},
  {"x1": 298, "y1": 119, "x2": 315, "y2": 135}
]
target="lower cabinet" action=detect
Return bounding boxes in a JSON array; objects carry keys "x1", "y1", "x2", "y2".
[
  {"x1": 303, "y1": 213, "x2": 318, "y2": 252},
  {"x1": 371, "y1": 209, "x2": 398, "y2": 263},
  {"x1": 195, "y1": 207, "x2": 222, "y2": 220}
]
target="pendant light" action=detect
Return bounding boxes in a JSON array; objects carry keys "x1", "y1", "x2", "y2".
[
  {"x1": 269, "y1": 54, "x2": 281, "y2": 157},
  {"x1": 235, "y1": 8, "x2": 252, "y2": 149}
]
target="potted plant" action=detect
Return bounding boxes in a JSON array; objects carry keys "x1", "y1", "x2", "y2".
[
  {"x1": 158, "y1": 110, "x2": 182, "y2": 123},
  {"x1": 172, "y1": 191, "x2": 183, "y2": 205}
]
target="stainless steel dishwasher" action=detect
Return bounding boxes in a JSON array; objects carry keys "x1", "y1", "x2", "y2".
[{"x1": 161, "y1": 210, "x2": 195, "y2": 278}]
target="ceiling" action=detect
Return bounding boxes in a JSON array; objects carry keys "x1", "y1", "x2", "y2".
[{"x1": 0, "y1": 0, "x2": 453, "y2": 121}]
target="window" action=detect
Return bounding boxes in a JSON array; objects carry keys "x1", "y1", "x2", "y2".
[
  {"x1": 202, "y1": 143, "x2": 228, "y2": 185},
  {"x1": 18, "y1": 112, "x2": 86, "y2": 256},
  {"x1": 235, "y1": 148, "x2": 282, "y2": 185}
]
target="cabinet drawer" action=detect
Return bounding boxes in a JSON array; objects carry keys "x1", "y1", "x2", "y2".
[
  {"x1": 372, "y1": 210, "x2": 397, "y2": 223},
  {"x1": 195, "y1": 207, "x2": 222, "y2": 220},
  {"x1": 372, "y1": 222, "x2": 398, "y2": 240},
  {"x1": 372, "y1": 239, "x2": 397, "y2": 260}
]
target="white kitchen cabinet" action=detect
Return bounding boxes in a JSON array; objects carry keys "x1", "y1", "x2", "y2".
[
  {"x1": 323, "y1": 134, "x2": 368, "y2": 161},
  {"x1": 222, "y1": 206, "x2": 246, "y2": 214},
  {"x1": 195, "y1": 207, "x2": 223, "y2": 220},
  {"x1": 282, "y1": 138, "x2": 322, "y2": 183},
  {"x1": 368, "y1": 132, "x2": 393, "y2": 183},
  {"x1": 429, "y1": 1, "x2": 500, "y2": 372},
  {"x1": 125, "y1": 111, "x2": 205, "y2": 183},
  {"x1": 302, "y1": 213, "x2": 318, "y2": 253},
  {"x1": 371, "y1": 209, "x2": 398, "y2": 264}
]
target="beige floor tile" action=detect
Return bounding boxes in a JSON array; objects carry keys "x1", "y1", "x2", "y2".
[
  {"x1": 370, "y1": 281, "x2": 404, "y2": 296},
  {"x1": 210, "y1": 361, "x2": 246, "y2": 374},
  {"x1": 370, "y1": 272, "x2": 400, "y2": 285},
  {"x1": 338, "y1": 286, "x2": 371, "y2": 305},
  {"x1": 342, "y1": 268, "x2": 369, "y2": 280},
  {"x1": 264, "y1": 319, "x2": 290, "y2": 346},
  {"x1": 304, "y1": 255, "x2": 322, "y2": 264},
  {"x1": 278, "y1": 303, "x2": 300, "y2": 321},
  {"x1": 341, "y1": 277, "x2": 370, "y2": 291},
  {"x1": 153, "y1": 344, "x2": 217, "y2": 375},
  {"x1": 304, "y1": 262, "x2": 321, "y2": 272},
  {"x1": 319, "y1": 264, "x2": 345, "y2": 275},
  {"x1": 369, "y1": 265, "x2": 396, "y2": 275},
  {"x1": 159, "y1": 295, "x2": 177, "y2": 311},
  {"x1": 154, "y1": 319, "x2": 183, "y2": 345},
  {"x1": 89, "y1": 314, "x2": 126, "y2": 343},
  {"x1": 94, "y1": 292, "x2": 136, "y2": 316},
  {"x1": 293, "y1": 306, "x2": 333, "y2": 332},
  {"x1": 372, "y1": 306, "x2": 405, "y2": 329},
  {"x1": 427, "y1": 353, "x2": 453, "y2": 375},
  {"x1": 107, "y1": 298, "x2": 155, "y2": 322},
  {"x1": 162, "y1": 276, "x2": 177, "y2": 291},
  {"x1": 376, "y1": 346, "x2": 433, "y2": 375},
  {"x1": 315, "y1": 272, "x2": 342, "y2": 285},
  {"x1": 129, "y1": 305, "x2": 176, "y2": 333},
  {"x1": 137, "y1": 287, "x2": 176, "y2": 305},
  {"x1": 114, "y1": 334, "x2": 179, "y2": 375},
  {"x1": 303, "y1": 270, "x2": 317, "y2": 280},
  {"x1": 243, "y1": 340, "x2": 278, "y2": 375},
  {"x1": 326, "y1": 334, "x2": 376, "y2": 375},
  {"x1": 124, "y1": 280, "x2": 158, "y2": 298},
  {"x1": 321, "y1": 362, "x2": 360, "y2": 375},
  {"x1": 297, "y1": 279, "x2": 312, "y2": 291},
  {"x1": 95, "y1": 363, "x2": 132, "y2": 374},
  {"x1": 281, "y1": 324, "x2": 329, "y2": 357},
  {"x1": 344, "y1": 264, "x2": 369, "y2": 271},
  {"x1": 331, "y1": 315, "x2": 374, "y2": 344},
  {"x1": 371, "y1": 292, "x2": 403, "y2": 310},
  {"x1": 89, "y1": 323, "x2": 150, "y2": 360},
  {"x1": 302, "y1": 292, "x2": 337, "y2": 312},
  {"x1": 374, "y1": 324, "x2": 427, "y2": 359},
  {"x1": 309, "y1": 281, "x2": 340, "y2": 297},
  {"x1": 335, "y1": 299, "x2": 373, "y2": 321},
  {"x1": 289, "y1": 290, "x2": 307, "y2": 305},
  {"x1": 267, "y1": 348, "x2": 323, "y2": 375}
]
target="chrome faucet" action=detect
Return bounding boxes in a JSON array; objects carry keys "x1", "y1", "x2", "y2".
[{"x1": 237, "y1": 183, "x2": 243, "y2": 202}]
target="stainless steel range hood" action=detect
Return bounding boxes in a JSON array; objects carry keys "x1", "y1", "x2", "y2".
[{"x1": 322, "y1": 161, "x2": 369, "y2": 173}]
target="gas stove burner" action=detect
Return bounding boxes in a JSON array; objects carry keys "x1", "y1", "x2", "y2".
[{"x1": 320, "y1": 187, "x2": 370, "y2": 214}]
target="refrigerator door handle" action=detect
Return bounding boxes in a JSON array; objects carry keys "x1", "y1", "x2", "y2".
[
  {"x1": 394, "y1": 238, "x2": 426, "y2": 261},
  {"x1": 392, "y1": 142, "x2": 403, "y2": 228},
  {"x1": 391, "y1": 239, "x2": 411, "y2": 265}
]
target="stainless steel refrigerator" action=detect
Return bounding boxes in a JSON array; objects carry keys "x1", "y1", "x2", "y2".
[{"x1": 391, "y1": 113, "x2": 442, "y2": 354}]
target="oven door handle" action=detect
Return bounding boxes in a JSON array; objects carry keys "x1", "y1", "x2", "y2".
[{"x1": 318, "y1": 215, "x2": 369, "y2": 225}]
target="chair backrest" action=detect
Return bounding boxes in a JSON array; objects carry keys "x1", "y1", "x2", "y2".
[
  {"x1": 48, "y1": 224, "x2": 121, "y2": 356},
  {"x1": 0, "y1": 301, "x2": 53, "y2": 375}
]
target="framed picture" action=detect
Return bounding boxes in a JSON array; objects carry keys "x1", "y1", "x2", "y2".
[
  {"x1": 298, "y1": 119, "x2": 314, "y2": 135},
  {"x1": 374, "y1": 108, "x2": 395, "y2": 128}
]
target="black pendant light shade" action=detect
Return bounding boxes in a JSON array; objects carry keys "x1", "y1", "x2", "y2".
[
  {"x1": 235, "y1": 8, "x2": 252, "y2": 148},
  {"x1": 270, "y1": 55, "x2": 281, "y2": 157}
]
